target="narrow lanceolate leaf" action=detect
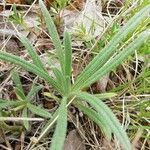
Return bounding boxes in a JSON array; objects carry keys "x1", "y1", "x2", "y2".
[
  {"x1": 22, "y1": 108, "x2": 29, "y2": 130},
  {"x1": 77, "y1": 102, "x2": 112, "y2": 140},
  {"x1": 0, "y1": 100, "x2": 22, "y2": 109},
  {"x1": 64, "y1": 32, "x2": 72, "y2": 77},
  {"x1": 27, "y1": 103, "x2": 52, "y2": 118},
  {"x1": 18, "y1": 33, "x2": 46, "y2": 71},
  {"x1": 26, "y1": 85, "x2": 42, "y2": 101},
  {"x1": 95, "y1": 93, "x2": 117, "y2": 100},
  {"x1": 75, "y1": 92, "x2": 132, "y2": 150},
  {"x1": 39, "y1": 0, "x2": 65, "y2": 73},
  {"x1": 15, "y1": 87, "x2": 26, "y2": 100},
  {"x1": 40, "y1": 109, "x2": 59, "y2": 139},
  {"x1": 11, "y1": 70, "x2": 25, "y2": 95},
  {"x1": 52, "y1": 67, "x2": 65, "y2": 93},
  {"x1": 78, "y1": 30, "x2": 150, "y2": 88},
  {"x1": 72, "y1": 5, "x2": 150, "y2": 91},
  {"x1": 52, "y1": 67, "x2": 69, "y2": 95},
  {"x1": 0, "y1": 52, "x2": 61, "y2": 94},
  {"x1": 50, "y1": 97, "x2": 67, "y2": 150}
]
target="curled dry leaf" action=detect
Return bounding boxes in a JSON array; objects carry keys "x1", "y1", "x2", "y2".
[{"x1": 95, "y1": 74, "x2": 110, "y2": 92}]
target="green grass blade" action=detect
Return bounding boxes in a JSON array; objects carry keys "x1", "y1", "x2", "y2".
[
  {"x1": 78, "y1": 30, "x2": 150, "y2": 89},
  {"x1": 50, "y1": 97, "x2": 67, "y2": 150},
  {"x1": 39, "y1": 0, "x2": 65, "y2": 73},
  {"x1": 22, "y1": 107, "x2": 29, "y2": 130},
  {"x1": 77, "y1": 102, "x2": 112, "y2": 140},
  {"x1": 0, "y1": 51, "x2": 62, "y2": 94},
  {"x1": 27, "y1": 103, "x2": 52, "y2": 118},
  {"x1": 64, "y1": 32, "x2": 72, "y2": 77},
  {"x1": 18, "y1": 33, "x2": 46, "y2": 71},
  {"x1": 72, "y1": 5, "x2": 150, "y2": 91},
  {"x1": 75, "y1": 92, "x2": 132, "y2": 150}
]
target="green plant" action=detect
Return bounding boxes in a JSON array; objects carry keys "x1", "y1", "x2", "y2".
[
  {"x1": 85, "y1": 22, "x2": 120, "y2": 54},
  {"x1": 0, "y1": 1, "x2": 149, "y2": 150},
  {"x1": 0, "y1": 70, "x2": 52, "y2": 130},
  {"x1": 9, "y1": 5, "x2": 24, "y2": 25},
  {"x1": 55, "y1": 0, "x2": 68, "y2": 10}
]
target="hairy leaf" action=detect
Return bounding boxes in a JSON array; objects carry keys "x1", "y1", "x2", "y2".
[
  {"x1": 39, "y1": 0, "x2": 65, "y2": 73},
  {"x1": 77, "y1": 103, "x2": 112, "y2": 140},
  {"x1": 75, "y1": 92, "x2": 132, "y2": 150},
  {"x1": 72, "y1": 5, "x2": 150, "y2": 91},
  {"x1": 22, "y1": 108, "x2": 29, "y2": 130},
  {"x1": 79, "y1": 30, "x2": 150, "y2": 88},
  {"x1": 50, "y1": 97, "x2": 67, "y2": 150},
  {"x1": 0, "y1": 52, "x2": 61, "y2": 94},
  {"x1": 64, "y1": 32, "x2": 72, "y2": 77},
  {"x1": 27, "y1": 103, "x2": 52, "y2": 118},
  {"x1": 18, "y1": 33, "x2": 46, "y2": 71},
  {"x1": 11, "y1": 70, "x2": 25, "y2": 95},
  {"x1": 26, "y1": 85, "x2": 42, "y2": 101}
]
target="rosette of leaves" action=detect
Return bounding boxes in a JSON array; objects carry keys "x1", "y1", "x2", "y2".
[{"x1": 0, "y1": 1, "x2": 149, "y2": 149}]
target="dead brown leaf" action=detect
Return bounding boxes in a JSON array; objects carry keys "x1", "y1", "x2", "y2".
[
  {"x1": 93, "y1": 74, "x2": 110, "y2": 93},
  {"x1": 0, "y1": 6, "x2": 3, "y2": 12},
  {"x1": 42, "y1": 99, "x2": 56, "y2": 109},
  {"x1": 63, "y1": 130, "x2": 86, "y2": 150}
]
